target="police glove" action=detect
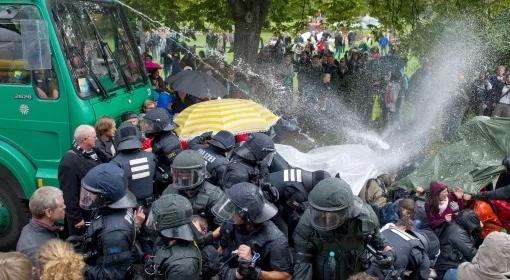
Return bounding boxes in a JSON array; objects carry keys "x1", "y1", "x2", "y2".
[
  {"x1": 237, "y1": 260, "x2": 261, "y2": 280},
  {"x1": 261, "y1": 183, "x2": 280, "y2": 203},
  {"x1": 375, "y1": 250, "x2": 395, "y2": 269}
]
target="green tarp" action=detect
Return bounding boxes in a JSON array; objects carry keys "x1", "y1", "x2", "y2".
[{"x1": 399, "y1": 116, "x2": 510, "y2": 193}]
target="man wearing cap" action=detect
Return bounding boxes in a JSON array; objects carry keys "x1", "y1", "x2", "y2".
[
  {"x1": 121, "y1": 111, "x2": 140, "y2": 127},
  {"x1": 147, "y1": 193, "x2": 202, "y2": 279},
  {"x1": 111, "y1": 123, "x2": 156, "y2": 256},
  {"x1": 78, "y1": 163, "x2": 143, "y2": 280},
  {"x1": 188, "y1": 130, "x2": 236, "y2": 186},
  {"x1": 293, "y1": 177, "x2": 392, "y2": 280},
  {"x1": 212, "y1": 182, "x2": 293, "y2": 280}
]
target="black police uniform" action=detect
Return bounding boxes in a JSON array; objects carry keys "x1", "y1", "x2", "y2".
[
  {"x1": 152, "y1": 132, "x2": 182, "y2": 186},
  {"x1": 218, "y1": 221, "x2": 293, "y2": 279},
  {"x1": 197, "y1": 146, "x2": 230, "y2": 186},
  {"x1": 369, "y1": 228, "x2": 432, "y2": 280},
  {"x1": 113, "y1": 150, "x2": 156, "y2": 202},
  {"x1": 267, "y1": 168, "x2": 315, "y2": 238},
  {"x1": 222, "y1": 156, "x2": 258, "y2": 189},
  {"x1": 84, "y1": 208, "x2": 136, "y2": 280},
  {"x1": 163, "y1": 181, "x2": 226, "y2": 226}
]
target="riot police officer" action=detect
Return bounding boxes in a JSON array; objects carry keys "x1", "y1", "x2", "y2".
[
  {"x1": 163, "y1": 150, "x2": 226, "y2": 228},
  {"x1": 367, "y1": 227, "x2": 440, "y2": 280},
  {"x1": 78, "y1": 163, "x2": 141, "y2": 280},
  {"x1": 141, "y1": 107, "x2": 182, "y2": 193},
  {"x1": 293, "y1": 177, "x2": 393, "y2": 280},
  {"x1": 222, "y1": 132, "x2": 276, "y2": 189},
  {"x1": 112, "y1": 123, "x2": 156, "y2": 203},
  {"x1": 146, "y1": 193, "x2": 202, "y2": 279},
  {"x1": 112, "y1": 123, "x2": 156, "y2": 256},
  {"x1": 188, "y1": 130, "x2": 235, "y2": 186},
  {"x1": 211, "y1": 182, "x2": 293, "y2": 280},
  {"x1": 267, "y1": 168, "x2": 331, "y2": 241}
]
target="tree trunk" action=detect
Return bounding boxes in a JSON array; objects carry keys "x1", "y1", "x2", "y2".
[{"x1": 228, "y1": 0, "x2": 270, "y2": 64}]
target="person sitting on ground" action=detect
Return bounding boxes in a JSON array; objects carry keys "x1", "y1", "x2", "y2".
[
  {"x1": 359, "y1": 174, "x2": 395, "y2": 209},
  {"x1": 38, "y1": 239, "x2": 84, "y2": 280},
  {"x1": 16, "y1": 186, "x2": 65, "y2": 267},
  {"x1": 0, "y1": 252, "x2": 33, "y2": 280},
  {"x1": 455, "y1": 231, "x2": 510, "y2": 280},
  {"x1": 434, "y1": 209, "x2": 481, "y2": 280},
  {"x1": 425, "y1": 181, "x2": 464, "y2": 230}
]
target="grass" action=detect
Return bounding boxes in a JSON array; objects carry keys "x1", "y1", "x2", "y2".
[{"x1": 183, "y1": 31, "x2": 274, "y2": 63}]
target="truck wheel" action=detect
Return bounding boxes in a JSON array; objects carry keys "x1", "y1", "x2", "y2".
[{"x1": 0, "y1": 176, "x2": 29, "y2": 251}]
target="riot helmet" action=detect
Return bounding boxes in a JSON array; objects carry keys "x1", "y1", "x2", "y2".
[
  {"x1": 80, "y1": 163, "x2": 136, "y2": 210},
  {"x1": 114, "y1": 123, "x2": 142, "y2": 151},
  {"x1": 170, "y1": 150, "x2": 206, "y2": 192},
  {"x1": 212, "y1": 182, "x2": 277, "y2": 224},
  {"x1": 308, "y1": 177, "x2": 355, "y2": 231},
  {"x1": 208, "y1": 130, "x2": 235, "y2": 152},
  {"x1": 145, "y1": 194, "x2": 199, "y2": 241},
  {"x1": 233, "y1": 133, "x2": 275, "y2": 166},
  {"x1": 140, "y1": 108, "x2": 176, "y2": 136}
]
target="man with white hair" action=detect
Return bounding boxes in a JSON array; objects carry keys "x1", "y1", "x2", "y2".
[
  {"x1": 16, "y1": 186, "x2": 66, "y2": 265},
  {"x1": 58, "y1": 124, "x2": 99, "y2": 236}
]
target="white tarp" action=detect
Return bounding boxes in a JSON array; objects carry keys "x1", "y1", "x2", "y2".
[{"x1": 276, "y1": 144, "x2": 380, "y2": 195}]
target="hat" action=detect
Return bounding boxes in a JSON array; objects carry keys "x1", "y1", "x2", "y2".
[
  {"x1": 115, "y1": 123, "x2": 142, "y2": 151},
  {"x1": 208, "y1": 130, "x2": 235, "y2": 151},
  {"x1": 152, "y1": 194, "x2": 199, "y2": 241},
  {"x1": 121, "y1": 111, "x2": 138, "y2": 123},
  {"x1": 429, "y1": 181, "x2": 447, "y2": 197}
]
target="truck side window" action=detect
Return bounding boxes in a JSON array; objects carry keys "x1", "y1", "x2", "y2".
[{"x1": 0, "y1": 4, "x2": 59, "y2": 99}]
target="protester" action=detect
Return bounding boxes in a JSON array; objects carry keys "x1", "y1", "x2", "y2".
[
  {"x1": 434, "y1": 209, "x2": 481, "y2": 280},
  {"x1": 16, "y1": 187, "x2": 65, "y2": 267},
  {"x1": 425, "y1": 181, "x2": 464, "y2": 230},
  {"x1": 94, "y1": 116, "x2": 116, "y2": 163},
  {"x1": 58, "y1": 124, "x2": 99, "y2": 236},
  {"x1": 38, "y1": 239, "x2": 84, "y2": 280},
  {"x1": 359, "y1": 174, "x2": 395, "y2": 209},
  {"x1": 456, "y1": 231, "x2": 510, "y2": 280},
  {"x1": 0, "y1": 252, "x2": 33, "y2": 280}
]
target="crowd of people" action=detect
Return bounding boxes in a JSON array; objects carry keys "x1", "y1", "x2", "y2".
[
  {"x1": 2, "y1": 91, "x2": 509, "y2": 279},
  {"x1": 2, "y1": 20, "x2": 510, "y2": 280}
]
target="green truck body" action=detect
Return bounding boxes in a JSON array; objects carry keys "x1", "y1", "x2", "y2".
[{"x1": 0, "y1": 0, "x2": 152, "y2": 249}]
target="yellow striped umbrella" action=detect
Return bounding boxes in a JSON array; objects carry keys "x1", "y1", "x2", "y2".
[{"x1": 174, "y1": 98, "x2": 279, "y2": 141}]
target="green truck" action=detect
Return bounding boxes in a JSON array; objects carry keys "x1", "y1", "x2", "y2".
[{"x1": 0, "y1": 0, "x2": 152, "y2": 250}]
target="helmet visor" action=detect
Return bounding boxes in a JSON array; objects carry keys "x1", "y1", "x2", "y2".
[
  {"x1": 211, "y1": 197, "x2": 242, "y2": 223},
  {"x1": 262, "y1": 151, "x2": 275, "y2": 167},
  {"x1": 79, "y1": 186, "x2": 98, "y2": 210},
  {"x1": 310, "y1": 207, "x2": 348, "y2": 231},
  {"x1": 171, "y1": 168, "x2": 204, "y2": 190}
]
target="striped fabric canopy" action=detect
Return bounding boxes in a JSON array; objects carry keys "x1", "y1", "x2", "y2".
[{"x1": 174, "y1": 98, "x2": 279, "y2": 141}]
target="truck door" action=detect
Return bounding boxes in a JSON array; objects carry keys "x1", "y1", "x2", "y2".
[{"x1": 0, "y1": 4, "x2": 70, "y2": 184}]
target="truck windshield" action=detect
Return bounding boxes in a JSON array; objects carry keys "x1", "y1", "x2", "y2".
[{"x1": 51, "y1": 1, "x2": 144, "y2": 98}]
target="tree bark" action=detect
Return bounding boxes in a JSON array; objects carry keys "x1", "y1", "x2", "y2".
[{"x1": 228, "y1": 0, "x2": 270, "y2": 64}]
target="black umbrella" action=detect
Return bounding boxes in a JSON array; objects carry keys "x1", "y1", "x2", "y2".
[{"x1": 166, "y1": 70, "x2": 227, "y2": 99}]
